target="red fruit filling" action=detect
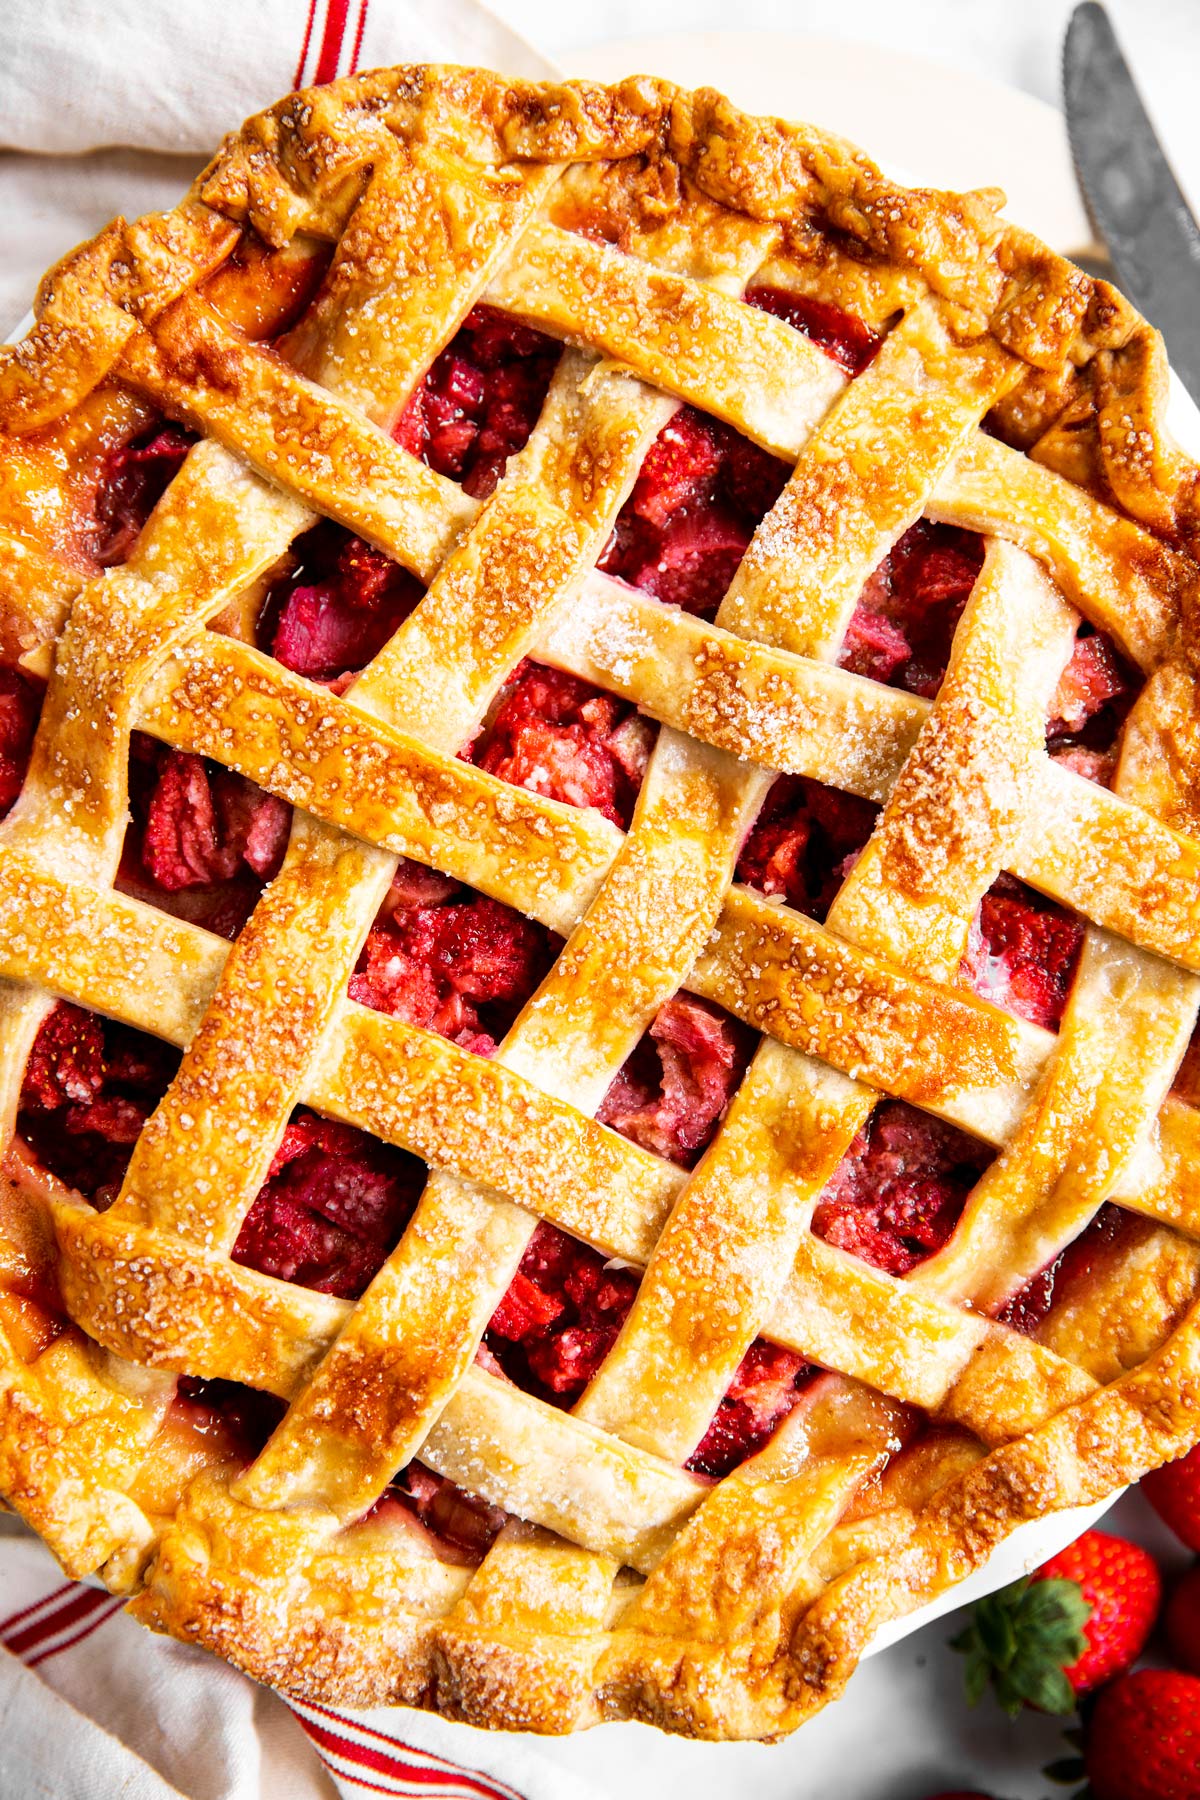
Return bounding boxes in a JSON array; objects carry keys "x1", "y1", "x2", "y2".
[
  {"x1": 595, "y1": 285, "x2": 980, "y2": 677},
  {"x1": 485, "y1": 1218, "x2": 812, "y2": 1478},
  {"x1": 18, "y1": 1003, "x2": 422, "y2": 1302},
  {"x1": 736, "y1": 788, "x2": 1084, "y2": 1033},
  {"x1": 812, "y1": 1098, "x2": 994, "y2": 1277},
  {"x1": 17, "y1": 1002, "x2": 181, "y2": 1206},
  {"x1": 687, "y1": 1339, "x2": 813, "y2": 1479},
  {"x1": 959, "y1": 872, "x2": 1085, "y2": 1032},
  {"x1": 394, "y1": 304, "x2": 561, "y2": 500},
  {"x1": 257, "y1": 521, "x2": 426, "y2": 686},
  {"x1": 842, "y1": 520, "x2": 986, "y2": 696},
  {"x1": 596, "y1": 994, "x2": 756, "y2": 1169},
  {"x1": 742, "y1": 284, "x2": 883, "y2": 377},
  {"x1": 90, "y1": 423, "x2": 197, "y2": 566},
  {"x1": 1046, "y1": 625, "x2": 1137, "y2": 786},
  {"x1": 232, "y1": 1108, "x2": 425, "y2": 1299},
  {"x1": 119, "y1": 734, "x2": 292, "y2": 941},
  {"x1": 485, "y1": 1219, "x2": 639, "y2": 1404},
  {"x1": 995, "y1": 1202, "x2": 1137, "y2": 1335},
  {"x1": 597, "y1": 405, "x2": 790, "y2": 620},
  {"x1": 349, "y1": 860, "x2": 559, "y2": 1057},
  {"x1": 466, "y1": 659, "x2": 654, "y2": 829},
  {"x1": 735, "y1": 775, "x2": 879, "y2": 923},
  {"x1": 0, "y1": 665, "x2": 43, "y2": 818}
]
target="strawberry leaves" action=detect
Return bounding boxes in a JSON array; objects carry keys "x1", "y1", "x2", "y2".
[{"x1": 951, "y1": 1576, "x2": 1092, "y2": 1717}]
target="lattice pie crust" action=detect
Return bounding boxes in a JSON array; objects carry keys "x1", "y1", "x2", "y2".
[{"x1": 2, "y1": 66, "x2": 1200, "y2": 1740}]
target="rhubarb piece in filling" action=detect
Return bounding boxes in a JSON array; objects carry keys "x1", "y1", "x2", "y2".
[
  {"x1": 118, "y1": 733, "x2": 292, "y2": 941},
  {"x1": 393, "y1": 304, "x2": 561, "y2": 500},
  {"x1": 958, "y1": 873, "x2": 1085, "y2": 1032},
  {"x1": 349, "y1": 860, "x2": 559, "y2": 1058},
  {"x1": 89, "y1": 423, "x2": 197, "y2": 566},
  {"x1": 379, "y1": 1465, "x2": 511, "y2": 1564},
  {"x1": 812, "y1": 1099, "x2": 994, "y2": 1278},
  {"x1": 595, "y1": 994, "x2": 756, "y2": 1168},
  {"x1": 466, "y1": 661, "x2": 654, "y2": 830},
  {"x1": 257, "y1": 521, "x2": 425, "y2": 688},
  {"x1": 1046, "y1": 624, "x2": 1138, "y2": 787},
  {"x1": 840, "y1": 520, "x2": 985, "y2": 696}
]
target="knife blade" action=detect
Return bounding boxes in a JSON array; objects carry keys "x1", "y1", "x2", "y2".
[{"x1": 1063, "y1": 0, "x2": 1200, "y2": 405}]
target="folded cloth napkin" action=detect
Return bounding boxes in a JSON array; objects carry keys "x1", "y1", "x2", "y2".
[{"x1": 1, "y1": 8, "x2": 606, "y2": 1797}]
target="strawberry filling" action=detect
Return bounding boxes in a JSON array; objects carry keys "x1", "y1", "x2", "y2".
[
  {"x1": 90, "y1": 423, "x2": 197, "y2": 566},
  {"x1": 17, "y1": 1003, "x2": 181, "y2": 1208},
  {"x1": 0, "y1": 665, "x2": 44, "y2": 818},
  {"x1": 348, "y1": 860, "x2": 559, "y2": 1058},
  {"x1": 597, "y1": 405, "x2": 789, "y2": 620},
  {"x1": 812, "y1": 1098, "x2": 994, "y2": 1278},
  {"x1": 735, "y1": 775, "x2": 879, "y2": 923},
  {"x1": 485, "y1": 1219, "x2": 640, "y2": 1403},
  {"x1": 484, "y1": 1216, "x2": 811, "y2": 1477},
  {"x1": 742, "y1": 284, "x2": 883, "y2": 377},
  {"x1": 257, "y1": 521, "x2": 425, "y2": 687},
  {"x1": 394, "y1": 304, "x2": 561, "y2": 500},
  {"x1": 1046, "y1": 625, "x2": 1138, "y2": 786},
  {"x1": 959, "y1": 872, "x2": 1085, "y2": 1033},
  {"x1": 18, "y1": 1006, "x2": 421, "y2": 1301},
  {"x1": 595, "y1": 994, "x2": 756, "y2": 1169},
  {"x1": 119, "y1": 734, "x2": 292, "y2": 941},
  {"x1": 466, "y1": 660, "x2": 654, "y2": 830},
  {"x1": 841, "y1": 519, "x2": 986, "y2": 696},
  {"x1": 737, "y1": 792, "x2": 1085, "y2": 1035},
  {"x1": 231, "y1": 1108, "x2": 425, "y2": 1299},
  {"x1": 687, "y1": 1339, "x2": 814, "y2": 1479},
  {"x1": 594, "y1": 286, "x2": 984, "y2": 672}
]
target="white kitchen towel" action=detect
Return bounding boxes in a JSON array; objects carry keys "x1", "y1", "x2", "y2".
[{"x1": 0, "y1": 10, "x2": 607, "y2": 1796}]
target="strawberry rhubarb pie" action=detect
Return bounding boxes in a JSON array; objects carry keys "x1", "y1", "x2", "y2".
[{"x1": 1, "y1": 65, "x2": 1200, "y2": 1741}]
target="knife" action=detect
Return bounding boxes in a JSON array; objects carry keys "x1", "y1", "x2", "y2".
[{"x1": 1063, "y1": 0, "x2": 1200, "y2": 405}]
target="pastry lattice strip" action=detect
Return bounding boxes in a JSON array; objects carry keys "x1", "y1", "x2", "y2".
[{"x1": 3, "y1": 66, "x2": 1200, "y2": 1733}]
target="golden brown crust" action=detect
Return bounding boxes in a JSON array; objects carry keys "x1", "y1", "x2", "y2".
[{"x1": 2, "y1": 61, "x2": 1200, "y2": 1746}]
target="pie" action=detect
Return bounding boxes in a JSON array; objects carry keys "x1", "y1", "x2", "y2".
[{"x1": 2, "y1": 64, "x2": 1200, "y2": 1743}]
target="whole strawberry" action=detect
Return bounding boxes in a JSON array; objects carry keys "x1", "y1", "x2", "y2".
[
  {"x1": 1145, "y1": 1446, "x2": 1200, "y2": 1551},
  {"x1": 1037, "y1": 1530, "x2": 1161, "y2": 1694},
  {"x1": 1085, "y1": 1669, "x2": 1200, "y2": 1800},
  {"x1": 1167, "y1": 1564, "x2": 1200, "y2": 1676},
  {"x1": 951, "y1": 1529, "x2": 1159, "y2": 1713}
]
